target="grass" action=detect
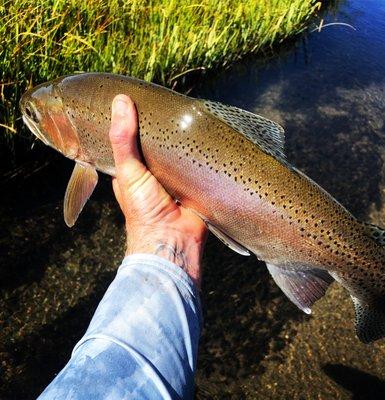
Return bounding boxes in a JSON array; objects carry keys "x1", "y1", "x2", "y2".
[{"x1": 0, "y1": 0, "x2": 321, "y2": 143}]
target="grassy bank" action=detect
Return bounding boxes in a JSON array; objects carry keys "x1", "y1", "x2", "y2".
[{"x1": 0, "y1": 0, "x2": 321, "y2": 143}]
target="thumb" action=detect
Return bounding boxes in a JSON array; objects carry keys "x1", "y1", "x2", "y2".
[{"x1": 109, "y1": 94, "x2": 146, "y2": 182}]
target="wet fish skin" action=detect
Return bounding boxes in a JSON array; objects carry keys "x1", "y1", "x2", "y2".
[{"x1": 20, "y1": 73, "x2": 385, "y2": 343}]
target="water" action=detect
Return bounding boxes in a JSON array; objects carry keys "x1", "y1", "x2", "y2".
[{"x1": 1, "y1": 0, "x2": 385, "y2": 398}]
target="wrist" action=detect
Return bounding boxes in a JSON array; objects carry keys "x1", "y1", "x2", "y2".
[{"x1": 125, "y1": 229, "x2": 205, "y2": 288}]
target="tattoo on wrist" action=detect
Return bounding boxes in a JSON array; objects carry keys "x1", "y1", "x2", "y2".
[{"x1": 154, "y1": 242, "x2": 189, "y2": 272}]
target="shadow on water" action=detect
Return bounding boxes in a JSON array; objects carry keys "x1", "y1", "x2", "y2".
[{"x1": 323, "y1": 364, "x2": 385, "y2": 399}]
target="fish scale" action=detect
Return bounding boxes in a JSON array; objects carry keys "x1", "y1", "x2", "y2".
[{"x1": 20, "y1": 72, "x2": 385, "y2": 343}]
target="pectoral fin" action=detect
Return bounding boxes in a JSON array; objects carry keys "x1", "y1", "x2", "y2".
[
  {"x1": 63, "y1": 162, "x2": 98, "y2": 227},
  {"x1": 266, "y1": 263, "x2": 333, "y2": 313}
]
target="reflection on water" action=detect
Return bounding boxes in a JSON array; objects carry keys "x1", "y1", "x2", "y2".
[{"x1": 1, "y1": 0, "x2": 385, "y2": 399}]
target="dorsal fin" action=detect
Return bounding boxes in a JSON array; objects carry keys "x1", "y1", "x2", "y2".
[
  {"x1": 363, "y1": 222, "x2": 385, "y2": 246},
  {"x1": 266, "y1": 263, "x2": 334, "y2": 313},
  {"x1": 201, "y1": 99, "x2": 286, "y2": 161}
]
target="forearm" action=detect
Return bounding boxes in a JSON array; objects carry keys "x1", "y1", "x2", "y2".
[{"x1": 38, "y1": 254, "x2": 202, "y2": 400}]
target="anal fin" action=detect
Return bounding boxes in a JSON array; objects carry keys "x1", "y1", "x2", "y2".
[
  {"x1": 266, "y1": 263, "x2": 333, "y2": 313},
  {"x1": 64, "y1": 162, "x2": 98, "y2": 227}
]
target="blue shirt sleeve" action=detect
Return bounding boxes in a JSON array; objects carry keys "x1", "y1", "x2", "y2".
[{"x1": 37, "y1": 254, "x2": 202, "y2": 400}]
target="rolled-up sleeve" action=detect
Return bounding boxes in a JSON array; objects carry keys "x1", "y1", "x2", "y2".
[{"x1": 37, "y1": 254, "x2": 202, "y2": 400}]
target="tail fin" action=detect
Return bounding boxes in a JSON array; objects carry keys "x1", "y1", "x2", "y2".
[
  {"x1": 352, "y1": 296, "x2": 385, "y2": 343},
  {"x1": 354, "y1": 222, "x2": 385, "y2": 342},
  {"x1": 363, "y1": 222, "x2": 385, "y2": 245}
]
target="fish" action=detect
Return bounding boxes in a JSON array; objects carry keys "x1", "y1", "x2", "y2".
[{"x1": 20, "y1": 72, "x2": 385, "y2": 343}]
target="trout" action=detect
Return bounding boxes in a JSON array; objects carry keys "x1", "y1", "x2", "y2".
[{"x1": 20, "y1": 73, "x2": 385, "y2": 343}]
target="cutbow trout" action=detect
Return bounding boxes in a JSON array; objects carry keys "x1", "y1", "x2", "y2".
[{"x1": 20, "y1": 73, "x2": 385, "y2": 343}]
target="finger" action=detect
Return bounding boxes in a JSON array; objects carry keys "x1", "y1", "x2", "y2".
[{"x1": 109, "y1": 94, "x2": 146, "y2": 178}]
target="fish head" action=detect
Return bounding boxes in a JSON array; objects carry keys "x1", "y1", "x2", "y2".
[{"x1": 20, "y1": 80, "x2": 80, "y2": 159}]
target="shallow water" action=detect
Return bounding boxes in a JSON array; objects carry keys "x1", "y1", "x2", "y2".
[{"x1": 1, "y1": 0, "x2": 385, "y2": 399}]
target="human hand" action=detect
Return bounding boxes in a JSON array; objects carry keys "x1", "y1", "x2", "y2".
[{"x1": 109, "y1": 95, "x2": 207, "y2": 288}]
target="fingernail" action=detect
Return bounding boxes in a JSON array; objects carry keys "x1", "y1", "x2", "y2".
[{"x1": 114, "y1": 96, "x2": 128, "y2": 116}]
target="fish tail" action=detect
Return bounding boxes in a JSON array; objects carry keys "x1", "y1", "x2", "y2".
[
  {"x1": 350, "y1": 222, "x2": 385, "y2": 343},
  {"x1": 351, "y1": 296, "x2": 385, "y2": 343}
]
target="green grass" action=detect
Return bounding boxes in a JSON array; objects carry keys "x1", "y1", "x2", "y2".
[{"x1": 0, "y1": 0, "x2": 321, "y2": 141}]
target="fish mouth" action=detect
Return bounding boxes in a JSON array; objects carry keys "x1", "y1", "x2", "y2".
[
  {"x1": 22, "y1": 114, "x2": 50, "y2": 146},
  {"x1": 20, "y1": 95, "x2": 51, "y2": 146}
]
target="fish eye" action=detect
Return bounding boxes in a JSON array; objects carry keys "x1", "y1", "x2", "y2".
[{"x1": 25, "y1": 105, "x2": 40, "y2": 124}]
